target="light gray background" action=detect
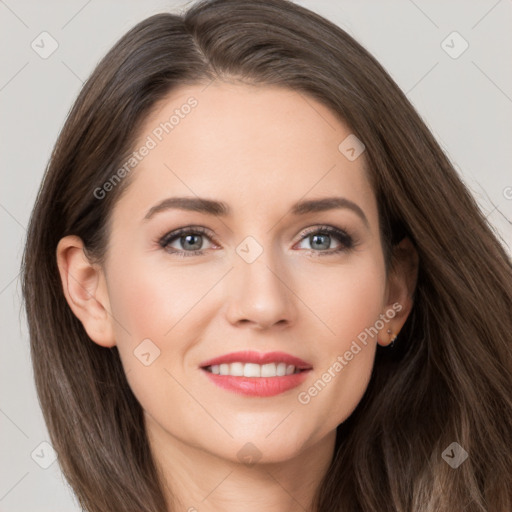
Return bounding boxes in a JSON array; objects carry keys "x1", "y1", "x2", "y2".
[{"x1": 1, "y1": 0, "x2": 511, "y2": 510}]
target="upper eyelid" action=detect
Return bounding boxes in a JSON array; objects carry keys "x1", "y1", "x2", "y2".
[
  {"x1": 160, "y1": 226, "x2": 214, "y2": 241},
  {"x1": 160, "y1": 224, "x2": 349, "y2": 238}
]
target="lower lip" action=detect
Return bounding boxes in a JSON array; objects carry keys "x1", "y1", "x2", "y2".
[{"x1": 201, "y1": 369, "x2": 311, "y2": 397}]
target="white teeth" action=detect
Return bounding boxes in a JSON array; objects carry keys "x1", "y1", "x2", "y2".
[
  {"x1": 243, "y1": 363, "x2": 261, "y2": 377},
  {"x1": 276, "y1": 362, "x2": 287, "y2": 376},
  {"x1": 207, "y1": 362, "x2": 300, "y2": 377},
  {"x1": 230, "y1": 362, "x2": 244, "y2": 376},
  {"x1": 261, "y1": 363, "x2": 277, "y2": 377}
]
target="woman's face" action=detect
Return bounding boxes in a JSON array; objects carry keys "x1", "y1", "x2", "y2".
[{"x1": 95, "y1": 82, "x2": 399, "y2": 463}]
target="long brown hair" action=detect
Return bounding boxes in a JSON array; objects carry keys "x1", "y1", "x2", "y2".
[{"x1": 21, "y1": 0, "x2": 512, "y2": 510}]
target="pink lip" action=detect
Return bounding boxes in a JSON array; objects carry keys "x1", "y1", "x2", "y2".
[
  {"x1": 199, "y1": 350, "x2": 313, "y2": 397},
  {"x1": 199, "y1": 350, "x2": 312, "y2": 370},
  {"x1": 202, "y1": 371, "x2": 311, "y2": 397}
]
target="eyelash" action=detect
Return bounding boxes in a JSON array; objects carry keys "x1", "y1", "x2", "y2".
[{"x1": 158, "y1": 225, "x2": 355, "y2": 258}]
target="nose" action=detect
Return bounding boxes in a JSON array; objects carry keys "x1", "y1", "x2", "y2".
[{"x1": 224, "y1": 245, "x2": 297, "y2": 330}]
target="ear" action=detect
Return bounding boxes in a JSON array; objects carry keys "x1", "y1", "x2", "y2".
[
  {"x1": 56, "y1": 235, "x2": 116, "y2": 347},
  {"x1": 377, "y1": 236, "x2": 419, "y2": 347}
]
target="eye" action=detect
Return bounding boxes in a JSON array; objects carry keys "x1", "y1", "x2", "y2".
[
  {"x1": 295, "y1": 225, "x2": 354, "y2": 255},
  {"x1": 158, "y1": 226, "x2": 217, "y2": 257},
  {"x1": 158, "y1": 224, "x2": 355, "y2": 258}
]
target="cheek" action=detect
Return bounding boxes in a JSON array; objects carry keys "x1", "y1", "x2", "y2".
[
  {"x1": 105, "y1": 261, "x2": 197, "y2": 427},
  {"x1": 294, "y1": 253, "x2": 386, "y2": 345},
  {"x1": 104, "y1": 253, "x2": 222, "y2": 397},
  {"x1": 293, "y1": 257, "x2": 386, "y2": 431},
  {"x1": 107, "y1": 250, "x2": 215, "y2": 343}
]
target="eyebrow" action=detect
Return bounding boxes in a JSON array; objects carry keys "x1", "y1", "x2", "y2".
[{"x1": 143, "y1": 196, "x2": 369, "y2": 228}]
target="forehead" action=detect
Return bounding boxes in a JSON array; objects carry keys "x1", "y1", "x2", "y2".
[{"x1": 112, "y1": 82, "x2": 376, "y2": 226}]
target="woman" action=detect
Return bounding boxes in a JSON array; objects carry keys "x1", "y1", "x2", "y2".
[{"x1": 21, "y1": 0, "x2": 512, "y2": 510}]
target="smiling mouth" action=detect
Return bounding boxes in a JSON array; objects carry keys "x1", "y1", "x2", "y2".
[
  {"x1": 202, "y1": 362, "x2": 305, "y2": 377},
  {"x1": 199, "y1": 350, "x2": 313, "y2": 396}
]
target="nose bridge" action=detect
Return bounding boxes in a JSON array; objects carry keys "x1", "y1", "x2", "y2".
[{"x1": 224, "y1": 232, "x2": 296, "y2": 328}]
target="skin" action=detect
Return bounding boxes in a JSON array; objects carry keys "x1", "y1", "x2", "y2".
[{"x1": 57, "y1": 82, "x2": 418, "y2": 511}]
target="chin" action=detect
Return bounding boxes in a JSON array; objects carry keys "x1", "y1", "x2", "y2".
[{"x1": 220, "y1": 431, "x2": 317, "y2": 466}]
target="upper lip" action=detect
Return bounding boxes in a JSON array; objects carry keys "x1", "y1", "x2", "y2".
[{"x1": 199, "y1": 350, "x2": 313, "y2": 370}]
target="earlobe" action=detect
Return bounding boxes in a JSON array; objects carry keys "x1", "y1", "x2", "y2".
[
  {"x1": 56, "y1": 235, "x2": 116, "y2": 348},
  {"x1": 378, "y1": 236, "x2": 419, "y2": 346}
]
